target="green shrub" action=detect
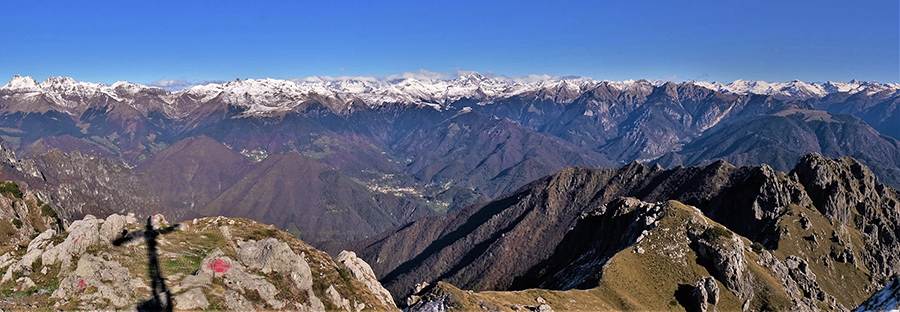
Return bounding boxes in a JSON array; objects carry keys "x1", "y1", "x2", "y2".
[
  {"x1": 0, "y1": 181, "x2": 23, "y2": 199},
  {"x1": 705, "y1": 225, "x2": 733, "y2": 241},
  {"x1": 751, "y1": 242, "x2": 764, "y2": 254},
  {"x1": 11, "y1": 219, "x2": 22, "y2": 229},
  {"x1": 41, "y1": 204, "x2": 58, "y2": 219},
  {"x1": 31, "y1": 258, "x2": 42, "y2": 273}
]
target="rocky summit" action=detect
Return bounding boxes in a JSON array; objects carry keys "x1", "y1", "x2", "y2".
[{"x1": 0, "y1": 210, "x2": 398, "y2": 311}]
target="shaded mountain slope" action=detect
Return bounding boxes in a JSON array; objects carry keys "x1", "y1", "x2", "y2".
[
  {"x1": 200, "y1": 152, "x2": 405, "y2": 246},
  {"x1": 655, "y1": 109, "x2": 900, "y2": 187},
  {"x1": 820, "y1": 88, "x2": 900, "y2": 140},
  {"x1": 356, "y1": 154, "x2": 900, "y2": 309},
  {"x1": 391, "y1": 111, "x2": 613, "y2": 210},
  {"x1": 135, "y1": 135, "x2": 252, "y2": 213}
]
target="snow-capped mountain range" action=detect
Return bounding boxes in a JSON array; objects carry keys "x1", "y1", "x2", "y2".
[{"x1": 2, "y1": 73, "x2": 898, "y2": 117}]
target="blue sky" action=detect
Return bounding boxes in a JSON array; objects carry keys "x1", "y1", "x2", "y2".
[{"x1": 2, "y1": 0, "x2": 897, "y2": 85}]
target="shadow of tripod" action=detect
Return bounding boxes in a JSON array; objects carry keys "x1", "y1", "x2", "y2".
[{"x1": 113, "y1": 217, "x2": 180, "y2": 312}]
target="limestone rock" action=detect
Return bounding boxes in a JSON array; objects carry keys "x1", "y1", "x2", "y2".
[
  {"x1": 177, "y1": 249, "x2": 285, "y2": 310},
  {"x1": 174, "y1": 288, "x2": 209, "y2": 310},
  {"x1": 27, "y1": 229, "x2": 56, "y2": 253},
  {"x1": 51, "y1": 254, "x2": 136, "y2": 307},
  {"x1": 237, "y1": 238, "x2": 324, "y2": 310},
  {"x1": 99, "y1": 214, "x2": 127, "y2": 244},
  {"x1": 41, "y1": 215, "x2": 101, "y2": 271},
  {"x1": 692, "y1": 276, "x2": 719, "y2": 312},
  {"x1": 784, "y1": 255, "x2": 826, "y2": 301},
  {"x1": 1, "y1": 229, "x2": 58, "y2": 283},
  {"x1": 224, "y1": 289, "x2": 255, "y2": 312},
  {"x1": 326, "y1": 285, "x2": 352, "y2": 311},
  {"x1": 16, "y1": 276, "x2": 35, "y2": 291},
  {"x1": 0, "y1": 252, "x2": 15, "y2": 270},
  {"x1": 757, "y1": 251, "x2": 823, "y2": 310},
  {"x1": 337, "y1": 250, "x2": 395, "y2": 308},
  {"x1": 694, "y1": 229, "x2": 751, "y2": 299},
  {"x1": 150, "y1": 214, "x2": 168, "y2": 229}
]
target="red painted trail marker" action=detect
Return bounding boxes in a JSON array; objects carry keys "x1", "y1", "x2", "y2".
[{"x1": 206, "y1": 259, "x2": 231, "y2": 273}]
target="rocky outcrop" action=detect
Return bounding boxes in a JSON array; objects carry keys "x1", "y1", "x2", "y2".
[
  {"x1": 338, "y1": 250, "x2": 396, "y2": 308},
  {"x1": 792, "y1": 154, "x2": 900, "y2": 284},
  {"x1": 692, "y1": 276, "x2": 719, "y2": 312},
  {"x1": 173, "y1": 287, "x2": 208, "y2": 310},
  {"x1": 692, "y1": 228, "x2": 751, "y2": 300},
  {"x1": 0, "y1": 215, "x2": 398, "y2": 311},
  {"x1": 51, "y1": 254, "x2": 143, "y2": 308},
  {"x1": 40, "y1": 215, "x2": 101, "y2": 271},
  {"x1": 234, "y1": 237, "x2": 324, "y2": 310},
  {"x1": 175, "y1": 249, "x2": 289, "y2": 310}
]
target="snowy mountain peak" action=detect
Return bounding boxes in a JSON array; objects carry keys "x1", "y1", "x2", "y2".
[{"x1": 3, "y1": 75, "x2": 40, "y2": 90}]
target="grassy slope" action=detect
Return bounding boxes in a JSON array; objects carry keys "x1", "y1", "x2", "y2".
[{"x1": 415, "y1": 200, "x2": 797, "y2": 311}]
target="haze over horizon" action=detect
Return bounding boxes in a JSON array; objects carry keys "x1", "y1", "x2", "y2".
[{"x1": 2, "y1": 0, "x2": 897, "y2": 85}]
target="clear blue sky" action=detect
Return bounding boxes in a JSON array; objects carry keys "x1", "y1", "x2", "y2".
[{"x1": 2, "y1": 0, "x2": 897, "y2": 85}]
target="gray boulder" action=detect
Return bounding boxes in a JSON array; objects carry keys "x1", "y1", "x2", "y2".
[
  {"x1": 237, "y1": 238, "x2": 324, "y2": 311},
  {"x1": 174, "y1": 287, "x2": 209, "y2": 310},
  {"x1": 42, "y1": 215, "x2": 101, "y2": 271},
  {"x1": 51, "y1": 254, "x2": 137, "y2": 307},
  {"x1": 692, "y1": 276, "x2": 719, "y2": 312},
  {"x1": 99, "y1": 213, "x2": 128, "y2": 244}
]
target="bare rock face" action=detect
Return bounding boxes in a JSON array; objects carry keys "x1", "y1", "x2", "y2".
[
  {"x1": 51, "y1": 254, "x2": 139, "y2": 308},
  {"x1": 99, "y1": 213, "x2": 127, "y2": 244},
  {"x1": 792, "y1": 154, "x2": 900, "y2": 284},
  {"x1": 693, "y1": 228, "x2": 751, "y2": 300},
  {"x1": 337, "y1": 250, "x2": 396, "y2": 308},
  {"x1": 236, "y1": 238, "x2": 324, "y2": 310},
  {"x1": 41, "y1": 215, "x2": 100, "y2": 271},
  {"x1": 326, "y1": 285, "x2": 353, "y2": 311},
  {"x1": 757, "y1": 251, "x2": 822, "y2": 311},
  {"x1": 175, "y1": 249, "x2": 288, "y2": 310},
  {"x1": 173, "y1": 287, "x2": 208, "y2": 310},
  {"x1": 695, "y1": 276, "x2": 720, "y2": 308},
  {"x1": 784, "y1": 256, "x2": 826, "y2": 301}
]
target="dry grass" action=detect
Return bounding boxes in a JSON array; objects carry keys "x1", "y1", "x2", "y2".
[
  {"x1": 415, "y1": 200, "x2": 818, "y2": 312},
  {"x1": 772, "y1": 204, "x2": 872, "y2": 307}
]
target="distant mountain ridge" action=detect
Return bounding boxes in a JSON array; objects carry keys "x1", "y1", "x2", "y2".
[{"x1": 3, "y1": 74, "x2": 897, "y2": 117}]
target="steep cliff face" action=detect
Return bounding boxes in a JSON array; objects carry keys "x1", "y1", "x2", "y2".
[
  {"x1": 0, "y1": 183, "x2": 63, "y2": 247},
  {"x1": 357, "y1": 154, "x2": 900, "y2": 310},
  {"x1": 0, "y1": 214, "x2": 399, "y2": 311}
]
